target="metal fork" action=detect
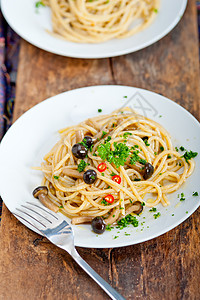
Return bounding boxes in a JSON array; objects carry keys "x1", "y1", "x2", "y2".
[{"x1": 13, "y1": 202, "x2": 126, "y2": 300}]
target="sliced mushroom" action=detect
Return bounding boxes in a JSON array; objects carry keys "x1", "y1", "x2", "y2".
[
  {"x1": 76, "y1": 130, "x2": 84, "y2": 143},
  {"x1": 32, "y1": 186, "x2": 59, "y2": 213},
  {"x1": 71, "y1": 216, "x2": 93, "y2": 225},
  {"x1": 104, "y1": 207, "x2": 120, "y2": 225},
  {"x1": 62, "y1": 168, "x2": 84, "y2": 179},
  {"x1": 118, "y1": 201, "x2": 143, "y2": 220}
]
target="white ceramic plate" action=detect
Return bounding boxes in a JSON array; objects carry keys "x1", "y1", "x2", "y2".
[
  {"x1": 0, "y1": 86, "x2": 199, "y2": 248},
  {"x1": 1, "y1": 0, "x2": 187, "y2": 58}
]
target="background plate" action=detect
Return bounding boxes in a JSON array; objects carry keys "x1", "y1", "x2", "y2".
[
  {"x1": 1, "y1": 0, "x2": 187, "y2": 58},
  {"x1": 0, "y1": 85, "x2": 199, "y2": 248}
]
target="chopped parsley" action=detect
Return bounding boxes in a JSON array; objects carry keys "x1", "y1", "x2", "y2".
[
  {"x1": 116, "y1": 214, "x2": 139, "y2": 229},
  {"x1": 104, "y1": 136, "x2": 111, "y2": 143},
  {"x1": 113, "y1": 236, "x2": 119, "y2": 239},
  {"x1": 167, "y1": 155, "x2": 171, "y2": 159},
  {"x1": 101, "y1": 131, "x2": 107, "y2": 139},
  {"x1": 133, "y1": 178, "x2": 141, "y2": 181},
  {"x1": 153, "y1": 212, "x2": 161, "y2": 219},
  {"x1": 179, "y1": 146, "x2": 185, "y2": 151},
  {"x1": 98, "y1": 108, "x2": 102, "y2": 113},
  {"x1": 77, "y1": 160, "x2": 87, "y2": 172},
  {"x1": 101, "y1": 199, "x2": 108, "y2": 205},
  {"x1": 35, "y1": 1, "x2": 45, "y2": 8},
  {"x1": 160, "y1": 146, "x2": 164, "y2": 152},
  {"x1": 149, "y1": 207, "x2": 157, "y2": 212},
  {"x1": 97, "y1": 141, "x2": 130, "y2": 168},
  {"x1": 154, "y1": 8, "x2": 158, "y2": 13},
  {"x1": 59, "y1": 205, "x2": 64, "y2": 209},
  {"x1": 144, "y1": 139, "x2": 150, "y2": 146},
  {"x1": 192, "y1": 191, "x2": 198, "y2": 196},
  {"x1": 181, "y1": 150, "x2": 198, "y2": 163},
  {"x1": 110, "y1": 172, "x2": 116, "y2": 176},
  {"x1": 130, "y1": 150, "x2": 146, "y2": 165},
  {"x1": 123, "y1": 132, "x2": 132, "y2": 139},
  {"x1": 53, "y1": 175, "x2": 59, "y2": 179},
  {"x1": 80, "y1": 139, "x2": 88, "y2": 149},
  {"x1": 180, "y1": 192, "x2": 185, "y2": 201},
  {"x1": 106, "y1": 224, "x2": 114, "y2": 231},
  {"x1": 175, "y1": 147, "x2": 179, "y2": 152},
  {"x1": 123, "y1": 96, "x2": 128, "y2": 98},
  {"x1": 141, "y1": 202, "x2": 145, "y2": 206}
]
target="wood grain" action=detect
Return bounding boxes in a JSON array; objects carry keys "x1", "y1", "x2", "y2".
[{"x1": 0, "y1": 1, "x2": 200, "y2": 299}]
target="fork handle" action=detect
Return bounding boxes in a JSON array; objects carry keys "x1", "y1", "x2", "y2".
[{"x1": 69, "y1": 248, "x2": 126, "y2": 300}]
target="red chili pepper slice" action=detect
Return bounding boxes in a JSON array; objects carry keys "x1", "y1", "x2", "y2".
[
  {"x1": 104, "y1": 194, "x2": 114, "y2": 204},
  {"x1": 112, "y1": 175, "x2": 121, "y2": 184},
  {"x1": 97, "y1": 162, "x2": 107, "y2": 172}
]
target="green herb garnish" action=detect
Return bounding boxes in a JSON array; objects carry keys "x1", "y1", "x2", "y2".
[
  {"x1": 104, "y1": 136, "x2": 111, "y2": 143},
  {"x1": 153, "y1": 212, "x2": 161, "y2": 219},
  {"x1": 106, "y1": 224, "x2": 114, "y2": 231},
  {"x1": 53, "y1": 175, "x2": 59, "y2": 179},
  {"x1": 98, "y1": 109, "x2": 102, "y2": 113},
  {"x1": 101, "y1": 199, "x2": 108, "y2": 206},
  {"x1": 123, "y1": 132, "x2": 132, "y2": 139},
  {"x1": 180, "y1": 192, "x2": 185, "y2": 201},
  {"x1": 149, "y1": 207, "x2": 157, "y2": 212},
  {"x1": 130, "y1": 150, "x2": 146, "y2": 165},
  {"x1": 35, "y1": 1, "x2": 45, "y2": 8},
  {"x1": 101, "y1": 131, "x2": 107, "y2": 139},
  {"x1": 97, "y1": 141, "x2": 130, "y2": 168},
  {"x1": 77, "y1": 160, "x2": 87, "y2": 172},
  {"x1": 180, "y1": 146, "x2": 185, "y2": 151},
  {"x1": 116, "y1": 214, "x2": 139, "y2": 229},
  {"x1": 144, "y1": 139, "x2": 150, "y2": 146},
  {"x1": 181, "y1": 150, "x2": 198, "y2": 163},
  {"x1": 110, "y1": 172, "x2": 116, "y2": 176},
  {"x1": 160, "y1": 146, "x2": 164, "y2": 152},
  {"x1": 192, "y1": 191, "x2": 198, "y2": 196}
]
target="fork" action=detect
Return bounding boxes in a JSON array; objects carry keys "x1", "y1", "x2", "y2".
[{"x1": 13, "y1": 202, "x2": 126, "y2": 300}]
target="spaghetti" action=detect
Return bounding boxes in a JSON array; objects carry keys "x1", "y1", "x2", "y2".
[
  {"x1": 42, "y1": 0, "x2": 160, "y2": 43},
  {"x1": 35, "y1": 107, "x2": 196, "y2": 226}
]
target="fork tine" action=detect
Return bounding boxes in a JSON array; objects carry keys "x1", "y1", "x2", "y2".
[
  {"x1": 26, "y1": 202, "x2": 59, "y2": 220},
  {"x1": 13, "y1": 211, "x2": 44, "y2": 234},
  {"x1": 16, "y1": 207, "x2": 47, "y2": 228},
  {"x1": 21, "y1": 204, "x2": 52, "y2": 224}
]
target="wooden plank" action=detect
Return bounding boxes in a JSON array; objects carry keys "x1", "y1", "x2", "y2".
[{"x1": 0, "y1": 1, "x2": 199, "y2": 299}]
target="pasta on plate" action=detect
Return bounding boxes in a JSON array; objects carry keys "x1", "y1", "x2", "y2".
[
  {"x1": 35, "y1": 107, "x2": 195, "y2": 228},
  {"x1": 42, "y1": 0, "x2": 160, "y2": 43}
]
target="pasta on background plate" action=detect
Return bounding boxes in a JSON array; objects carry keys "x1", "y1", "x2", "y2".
[{"x1": 42, "y1": 0, "x2": 160, "y2": 43}]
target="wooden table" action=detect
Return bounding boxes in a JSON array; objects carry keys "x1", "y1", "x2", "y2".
[{"x1": 0, "y1": 1, "x2": 199, "y2": 299}]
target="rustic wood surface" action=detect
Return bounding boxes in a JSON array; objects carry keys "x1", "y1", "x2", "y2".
[{"x1": 0, "y1": 1, "x2": 200, "y2": 299}]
